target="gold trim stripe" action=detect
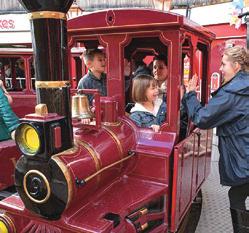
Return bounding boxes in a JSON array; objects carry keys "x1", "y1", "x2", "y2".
[
  {"x1": 51, "y1": 157, "x2": 73, "y2": 209},
  {"x1": 141, "y1": 222, "x2": 149, "y2": 231},
  {"x1": 139, "y1": 208, "x2": 148, "y2": 216},
  {"x1": 102, "y1": 126, "x2": 123, "y2": 159},
  {"x1": 102, "y1": 121, "x2": 121, "y2": 127},
  {"x1": 28, "y1": 11, "x2": 67, "y2": 20},
  {"x1": 84, "y1": 152, "x2": 134, "y2": 183},
  {"x1": 36, "y1": 81, "x2": 70, "y2": 88},
  {"x1": 23, "y1": 170, "x2": 51, "y2": 204},
  {"x1": 76, "y1": 140, "x2": 101, "y2": 171},
  {"x1": 76, "y1": 140, "x2": 101, "y2": 184},
  {"x1": 0, "y1": 213, "x2": 16, "y2": 233}
]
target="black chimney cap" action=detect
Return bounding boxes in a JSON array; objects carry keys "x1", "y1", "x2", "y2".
[{"x1": 18, "y1": 0, "x2": 74, "y2": 13}]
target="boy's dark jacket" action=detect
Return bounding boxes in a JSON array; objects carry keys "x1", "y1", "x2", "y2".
[
  {"x1": 182, "y1": 71, "x2": 249, "y2": 186},
  {"x1": 77, "y1": 71, "x2": 107, "y2": 104}
]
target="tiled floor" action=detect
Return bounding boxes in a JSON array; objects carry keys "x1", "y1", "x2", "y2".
[{"x1": 195, "y1": 137, "x2": 233, "y2": 233}]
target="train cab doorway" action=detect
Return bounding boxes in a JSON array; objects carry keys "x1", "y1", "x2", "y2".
[{"x1": 171, "y1": 38, "x2": 213, "y2": 232}]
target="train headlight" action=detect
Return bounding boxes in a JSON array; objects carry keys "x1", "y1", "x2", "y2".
[
  {"x1": 15, "y1": 104, "x2": 72, "y2": 160},
  {"x1": 0, "y1": 220, "x2": 8, "y2": 233},
  {"x1": 16, "y1": 123, "x2": 41, "y2": 156},
  {"x1": 0, "y1": 214, "x2": 15, "y2": 233}
]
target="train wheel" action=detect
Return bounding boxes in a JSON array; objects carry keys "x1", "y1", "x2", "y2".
[{"x1": 176, "y1": 190, "x2": 202, "y2": 233}]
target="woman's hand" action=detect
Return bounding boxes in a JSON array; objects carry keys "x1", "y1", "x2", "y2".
[
  {"x1": 186, "y1": 74, "x2": 198, "y2": 93},
  {"x1": 151, "y1": 124, "x2": 160, "y2": 133}
]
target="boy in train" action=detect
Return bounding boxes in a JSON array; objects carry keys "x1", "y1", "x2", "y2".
[{"x1": 77, "y1": 48, "x2": 107, "y2": 104}]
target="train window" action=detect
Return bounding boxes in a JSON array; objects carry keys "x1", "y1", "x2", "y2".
[
  {"x1": 197, "y1": 42, "x2": 209, "y2": 105},
  {"x1": 181, "y1": 38, "x2": 192, "y2": 91},
  {"x1": 180, "y1": 38, "x2": 196, "y2": 139},
  {"x1": 29, "y1": 59, "x2": 35, "y2": 91},
  {"x1": 181, "y1": 41, "x2": 208, "y2": 105},
  {"x1": 124, "y1": 36, "x2": 168, "y2": 127},
  {"x1": 0, "y1": 57, "x2": 25, "y2": 91},
  {"x1": 70, "y1": 40, "x2": 108, "y2": 105},
  {"x1": 180, "y1": 39, "x2": 210, "y2": 139},
  {"x1": 70, "y1": 47, "x2": 85, "y2": 89}
]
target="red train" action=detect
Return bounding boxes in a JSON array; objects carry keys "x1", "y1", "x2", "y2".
[{"x1": 0, "y1": 1, "x2": 214, "y2": 232}]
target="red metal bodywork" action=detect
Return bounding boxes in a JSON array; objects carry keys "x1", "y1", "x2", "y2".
[
  {"x1": 207, "y1": 23, "x2": 246, "y2": 86},
  {"x1": 0, "y1": 140, "x2": 19, "y2": 190},
  {"x1": 0, "y1": 9, "x2": 214, "y2": 233}
]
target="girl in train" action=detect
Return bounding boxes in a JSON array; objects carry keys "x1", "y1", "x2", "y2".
[
  {"x1": 129, "y1": 74, "x2": 166, "y2": 132},
  {"x1": 0, "y1": 80, "x2": 19, "y2": 141}
]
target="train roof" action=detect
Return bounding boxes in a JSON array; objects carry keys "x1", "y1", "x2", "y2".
[{"x1": 68, "y1": 8, "x2": 216, "y2": 40}]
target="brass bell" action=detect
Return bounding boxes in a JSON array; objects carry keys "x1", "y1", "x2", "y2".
[
  {"x1": 72, "y1": 95, "x2": 80, "y2": 118},
  {"x1": 78, "y1": 95, "x2": 93, "y2": 119}
]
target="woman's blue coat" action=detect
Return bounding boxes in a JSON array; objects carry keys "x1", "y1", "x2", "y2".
[
  {"x1": 0, "y1": 88, "x2": 19, "y2": 141},
  {"x1": 182, "y1": 71, "x2": 249, "y2": 186}
]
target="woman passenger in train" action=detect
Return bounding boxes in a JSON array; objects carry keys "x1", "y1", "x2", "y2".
[
  {"x1": 0, "y1": 80, "x2": 19, "y2": 141},
  {"x1": 129, "y1": 74, "x2": 166, "y2": 132},
  {"x1": 182, "y1": 45, "x2": 249, "y2": 233},
  {"x1": 153, "y1": 54, "x2": 168, "y2": 101}
]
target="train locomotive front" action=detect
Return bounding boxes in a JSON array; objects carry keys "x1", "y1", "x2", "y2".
[{"x1": 0, "y1": 0, "x2": 214, "y2": 232}]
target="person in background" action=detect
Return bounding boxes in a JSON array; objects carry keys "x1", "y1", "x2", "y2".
[
  {"x1": 16, "y1": 59, "x2": 25, "y2": 78},
  {"x1": 133, "y1": 60, "x2": 151, "y2": 77},
  {"x1": 4, "y1": 64, "x2": 11, "y2": 79},
  {"x1": 0, "y1": 80, "x2": 19, "y2": 141},
  {"x1": 153, "y1": 54, "x2": 168, "y2": 101},
  {"x1": 124, "y1": 57, "x2": 132, "y2": 104},
  {"x1": 129, "y1": 74, "x2": 166, "y2": 132},
  {"x1": 77, "y1": 48, "x2": 107, "y2": 104},
  {"x1": 182, "y1": 45, "x2": 249, "y2": 233}
]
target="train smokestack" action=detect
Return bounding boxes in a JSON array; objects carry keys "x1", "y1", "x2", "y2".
[{"x1": 18, "y1": 0, "x2": 74, "y2": 148}]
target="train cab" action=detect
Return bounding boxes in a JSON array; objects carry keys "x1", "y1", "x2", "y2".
[
  {"x1": 67, "y1": 9, "x2": 214, "y2": 232},
  {"x1": 0, "y1": 3, "x2": 214, "y2": 233}
]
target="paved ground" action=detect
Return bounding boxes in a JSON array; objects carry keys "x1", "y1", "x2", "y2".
[{"x1": 195, "y1": 134, "x2": 233, "y2": 233}]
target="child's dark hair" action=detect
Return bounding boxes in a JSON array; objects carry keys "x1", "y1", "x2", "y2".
[
  {"x1": 132, "y1": 74, "x2": 157, "y2": 103},
  {"x1": 153, "y1": 54, "x2": 168, "y2": 66},
  {"x1": 82, "y1": 48, "x2": 104, "y2": 63}
]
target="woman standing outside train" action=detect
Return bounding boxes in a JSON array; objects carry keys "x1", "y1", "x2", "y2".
[{"x1": 182, "y1": 45, "x2": 249, "y2": 233}]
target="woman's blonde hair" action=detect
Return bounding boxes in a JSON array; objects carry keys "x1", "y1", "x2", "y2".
[
  {"x1": 224, "y1": 45, "x2": 249, "y2": 72},
  {"x1": 132, "y1": 74, "x2": 157, "y2": 103}
]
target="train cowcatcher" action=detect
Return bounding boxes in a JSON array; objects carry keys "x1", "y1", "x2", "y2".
[{"x1": 0, "y1": 0, "x2": 214, "y2": 232}]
